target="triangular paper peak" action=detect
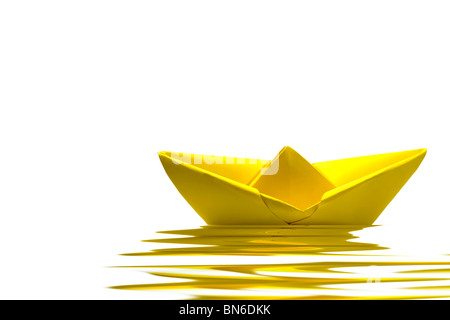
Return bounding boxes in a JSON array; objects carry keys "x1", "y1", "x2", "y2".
[{"x1": 249, "y1": 146, "x2": 335, "y2": 210}]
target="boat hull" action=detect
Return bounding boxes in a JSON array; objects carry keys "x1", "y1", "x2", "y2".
[{"x1": 158, "y1": 149, "x2": 426, "y2": 225}]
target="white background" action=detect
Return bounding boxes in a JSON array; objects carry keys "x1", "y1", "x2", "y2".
[{"x1": 0, "y1": 1, "x2": 449, "y2": 299}]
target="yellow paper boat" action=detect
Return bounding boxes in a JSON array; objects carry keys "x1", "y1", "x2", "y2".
[{"x1": 158, "y1": 147, "x2": 426, "y2": 225}]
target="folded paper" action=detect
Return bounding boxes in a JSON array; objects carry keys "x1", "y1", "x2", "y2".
[{"x1": 158, "y1": 147, "x2": 426, "y2": 225}]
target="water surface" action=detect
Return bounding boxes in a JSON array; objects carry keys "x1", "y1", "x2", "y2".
[{"x1": 110, "y1": 225, "x2": 450, "y2": 299}]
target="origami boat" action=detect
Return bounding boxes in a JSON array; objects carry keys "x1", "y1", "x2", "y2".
[{"x1": 158, "y1": 147, "x2": 426, "y2": 225}]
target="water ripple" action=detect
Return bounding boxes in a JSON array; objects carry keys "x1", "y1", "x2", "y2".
[{"x1": 110, "y1": 225, "x2": 450, "y2": 299}]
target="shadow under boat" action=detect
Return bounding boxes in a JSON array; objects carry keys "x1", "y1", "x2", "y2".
[{"x1": 123, "y1": 225, "x2": 384, "y2": 256}]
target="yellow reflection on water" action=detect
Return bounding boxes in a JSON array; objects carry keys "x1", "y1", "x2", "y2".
[{"x1": 110, "y1": 225, "x2": 450, "y2": 299}]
